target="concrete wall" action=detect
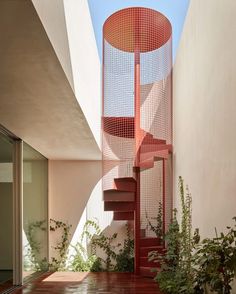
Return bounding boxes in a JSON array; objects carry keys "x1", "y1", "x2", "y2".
[{"x1": 174, "y1": 0, "x2": 236, "y2": 238}]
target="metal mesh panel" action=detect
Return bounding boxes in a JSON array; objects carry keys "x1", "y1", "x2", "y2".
[
  {"x1": 140, "y1": 160, "x2": 163, "y2": 237},
  {"x1": 102, "y1": 7, "x2": 172, "y2": 236},
  {"x1": 164, "y1": 154, "x2": 173, "y2": 233}
]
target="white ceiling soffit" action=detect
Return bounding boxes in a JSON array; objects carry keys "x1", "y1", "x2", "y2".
[
  {"x1": 32, "y1": 0, "x2": 101, "y2": 148},
  {"x1": 0, "y1": 0, "x2": 101, "y2": 160},
  {"x1": 31, "y1": 0, "x2": 75, "y2": 92}
]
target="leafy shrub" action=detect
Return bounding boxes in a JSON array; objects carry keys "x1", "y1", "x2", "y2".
[
  {"x1": 194, "y1": 218, "x2": 236, "y2": 294},
  {"x1": 114, "y1": 225, "x2": 134, "y2": 272},
  {"x1": 149, "y1": 176, "x2": 199, "y2": 294},
  {"x1": 149, "y1": 176, "x2": 236, "y2": 294},
  {"x1": 69, "y1": 220, "x2": 134, "y2": 272}
]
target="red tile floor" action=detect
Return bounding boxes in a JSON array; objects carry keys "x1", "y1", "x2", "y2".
[{"x1": 11, "y1": 272, "x2": 162, "y2": 294}]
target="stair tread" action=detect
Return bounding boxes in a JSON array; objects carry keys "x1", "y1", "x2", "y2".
[
  {"x1": 140, "y1": 245, "x2": 163, "y2": 249},
  {"x1": 142, "y1": 131, "x2": 166, "y2": 145},
  {"x1": 140, "y1": 256, "x2": 160, "y2": 259},
  {"x1": 137, "y1": 158, "x2": 154, "y2": 170},
  {"x1": 140, "y1": 149, "x2": 169, "y2": 162},
  {"x1": 140, "y1": 266, "x2": 159, "y2": 270},
  {"x1": 104, "y1": 201, "x2": 135, "y2": 212},
  {"x1": 104, "y1": 189, "x2": 134, "y2": 193},
  {"x1": 141, "y1": 237, "x2": 159, "y2": 240},
  {"x1": 140, "y1": 237, "x2": 161, "y2": 247},
  {"x1": 140, "y1": 246, "x2": 164, "y2": 251},
  {"x1": 140, "y1": 246, "x2": 164, "y2": 257},
  {"x1": 113, "y1": 211, "x2": 134, "y2": 221},
  {"x1": 113, "y1": 178, "x2": 136, "y2": 192},
  {"x1": 141, "y1": 143, "x2": 171, "y2": 151},
  {"x1": 114, "y1": 177, "x2": 136, "y2": 182},
  {"x1": 139, "y1": 266, "x2": 157, "y2": 278},
  {"x1": 140, "y1": 258, "x2": 160, "y2": 267}
]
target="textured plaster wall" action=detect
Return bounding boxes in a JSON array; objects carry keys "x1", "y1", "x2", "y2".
[{"x1": 174, "y1": 0, "x2": 236, "y2": 238}]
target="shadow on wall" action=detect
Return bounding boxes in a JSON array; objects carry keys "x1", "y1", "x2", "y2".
[
  {"x1": 49, "y1": 160, "x2": 120, "y2": 260},
  {"x1": 49, "y1": 161, "x2": 102, "y2": 253}
]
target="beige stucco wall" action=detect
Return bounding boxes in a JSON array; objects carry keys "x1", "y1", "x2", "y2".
[
  {"x1": 48, "y1": 160, "x2": 102, "y2": 257},
  {"x1": 48, "y1": 160, "x2": 131, "y2": 265},
  {"x1": 174, "y1": 0, "x2": 236, "y2": 238}
]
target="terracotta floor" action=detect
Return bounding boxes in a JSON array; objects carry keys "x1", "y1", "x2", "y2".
[
  {"x1": 0, "y1": 279, "x2": 13, "y2": 293},
  {"x1": 11, "y1": 272, "x2": 162, "y2": 294}
]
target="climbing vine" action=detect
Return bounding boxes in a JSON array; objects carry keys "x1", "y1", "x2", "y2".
[
  {"x1": 146, "y1": 200, "x2": 164, "y2": 241},
  {"x1": 24, "y1": 220, "x2": 48, "y2": 272},
  {"x1": 49, "y1": 218, "x2": 72, "y2": 271},
  {"x1": 149, "y1": 176, "x2": 199, "y2": 294},
  {"x1": 24, "y1": 218, "x2": 134, "y2": 273}
]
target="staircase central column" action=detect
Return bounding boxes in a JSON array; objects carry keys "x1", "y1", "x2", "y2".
[{"x1": 134, "y1": 10, "x2": 141, "y2": 275}]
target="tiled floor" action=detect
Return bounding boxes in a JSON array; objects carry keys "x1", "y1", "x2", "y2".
[{"x1": 11, "y1": 272, "x2": 161, "y2": 294}]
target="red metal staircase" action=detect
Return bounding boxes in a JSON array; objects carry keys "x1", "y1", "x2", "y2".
[
  {"x1": 102, "y1": 7, "x2": 172, "y2": 278},
  {"x1": 102, "y1": 128, "x2": 171, "y2": 276}
]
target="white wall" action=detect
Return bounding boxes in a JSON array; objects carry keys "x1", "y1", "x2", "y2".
[
  {"x1": 32, "y1": 0, "x2": 74, "y2": 90},
  {"x1": 32, "y1": 0, "x2": 101, "y2": 149},
  {"x1": 49, "y1": 160, "x2": 131, "y2": 265},
  {"x1": 48, "y1": 160, "x2": 102, "y2": 258},
  {"x1": 63, "y1": 0, "x2": 101, "y2": 148},
  {"x1": 174, "y1": 0, "x2": 236, "y2": 238}
]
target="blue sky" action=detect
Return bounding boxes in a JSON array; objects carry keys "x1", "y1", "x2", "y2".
[{"x1": 88, "y1": 0, "x2": 190, "y2": 61}]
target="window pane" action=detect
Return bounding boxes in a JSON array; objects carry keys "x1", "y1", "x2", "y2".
[{"x1": 23, "y1": 143, "x2": 48, "y2": 280}]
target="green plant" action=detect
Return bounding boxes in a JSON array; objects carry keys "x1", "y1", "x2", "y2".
[
  {"x1": 68, "y1": 242, "x2": 102, "y2": 272},
  {"x1": 91, "y1": 231, "x2": 119, "y2": 271},
  {"x1": 178, "y1": 177, "x2": 197, "y2": 282},
  {"x1": 70, "y1": 220, "x2": 134, "y2": 272},
  {"x1": 146, "y1": 200, "x2": 164, "y2": 241},
  {"x1": 49, "y1": 218, "x2": 134, "y2": 273},
  {"x1": 114, "y1": 224, "x2": 134, "y2": 272},
  {"x1": 149, "y1": 209, "x2": 185, "y2": 293},
  {"x1": 68, "y1": 220, "x2": 103, "y2": 272},
  {"x1": 194, "y1": 218, "x2": 236, "y2": 294},
  {"x1": 49, "y1": 218, "x2": 72, "y2": 271},
  {"x1": 24, "y1": 220, "x2": 48, "y2": 272},
  {"x1": 149, "y1": 176, "x2": 200, "y2": 294}
]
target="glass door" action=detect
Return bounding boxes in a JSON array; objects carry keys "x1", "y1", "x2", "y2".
[
  {"x1": 0, "y1": 127, "x2": 49, "y2": 289},
  {"x1": 22, "y1": 142, "x2": 48, "y2": 281},
  {"x1": 0, "y1": 132, "x2": 14, "y2": 292}
]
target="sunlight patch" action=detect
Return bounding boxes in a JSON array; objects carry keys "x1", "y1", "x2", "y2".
[{"x1": 43, "y1": 272, "x2": 88, "y2": 282}]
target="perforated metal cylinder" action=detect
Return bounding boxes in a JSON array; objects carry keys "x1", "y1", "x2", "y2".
[{"x1": 102, "y1": 7, "x2": 172, "y2": 234}]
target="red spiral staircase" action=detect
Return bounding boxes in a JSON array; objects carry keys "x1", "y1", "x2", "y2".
[
  {"x1": 102, "y1": 8, "x2": 172, "y2": 277},
  {"x1": 102, "y1": 119, "x2": 172, "y2": 276}
]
